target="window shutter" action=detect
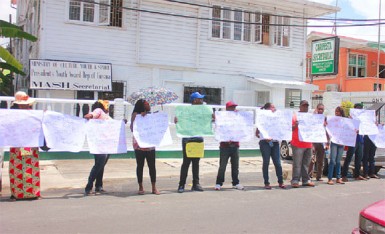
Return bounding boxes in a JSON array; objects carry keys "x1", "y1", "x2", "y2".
[{"x1": 99, "y1": 0, "x2": 110, "y2": 25}]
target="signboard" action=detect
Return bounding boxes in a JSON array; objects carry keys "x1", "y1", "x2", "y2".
[
  {"x1": 311, "y1": 37, "x2": 340, "y2": 76},
  {"x1": 30, "y1": 59, "x2": 112, "y2": 91}
]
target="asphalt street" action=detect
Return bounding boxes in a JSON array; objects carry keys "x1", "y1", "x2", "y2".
[{"x1": 1, "y1": 158, "x2": 384, "y2": 234}]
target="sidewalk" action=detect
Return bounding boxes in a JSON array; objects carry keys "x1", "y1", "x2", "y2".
[{"x1": 0, "y1": 158, "x2": 293, "y2": 197}]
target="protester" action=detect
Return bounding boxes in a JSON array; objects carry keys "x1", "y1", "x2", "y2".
[
  {"x1": 308, "y1": 103, "x2": 328, "y2": 181},
  {"x1": 327, "y1": 106, "x2": 346, "y2": 185},
  {"x1": 363, "y1": 135, "x2": 379, "y2": 179},
  {"x1": 341, "y1": 103, "x2": 365, "y2": 182},
  {"x1": 291, "y1": 100, "x2": 315, "y2": 188},
  {"x1": 214, "y1": 101, "x2": 244, "y2": 191},
  {"x1": 9, "y1": 91, "x2": 41, "y2": 200},
  {"x1": 256, "y1": 102, "x2": 286, "y2": 189},
  {"x1": 130, "y1": 99, "x2": 160, "y2": 195},
  {"x1": 176, "y1": 92, "x2": 209, "y2": 193},
  {"x1": 84, "y1": 100, "x2": 111, "y2": 195}
]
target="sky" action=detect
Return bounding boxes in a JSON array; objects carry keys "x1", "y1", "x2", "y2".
[{"x1": 0, "y1": 0, "x2": 384, "y2": 47}]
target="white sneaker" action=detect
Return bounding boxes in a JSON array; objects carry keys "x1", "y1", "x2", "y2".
[
  {"x1": 214, "y1": 184, "x2": 221, "y2": 190},
  {"x1": 233, "y1": 184, "x2": 244, "y2": 190}
]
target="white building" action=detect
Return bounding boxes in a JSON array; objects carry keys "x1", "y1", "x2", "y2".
[{"x1": 13, "y1": 0, "x2": 337, "y2": 108}]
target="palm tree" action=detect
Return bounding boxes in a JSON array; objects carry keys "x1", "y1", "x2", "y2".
[{"x1": 0, "y1": 19, "x2": 37, "y2": 95}]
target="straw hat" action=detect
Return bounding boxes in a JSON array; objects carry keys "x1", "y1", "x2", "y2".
[{"x1": 13, "y1": 91, "x2": 35, "y2": 105}]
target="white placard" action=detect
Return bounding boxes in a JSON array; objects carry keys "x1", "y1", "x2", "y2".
[
  {"x1": 256, "y1": 110, "x2": 293, "y2": 141},
  {"x1": 86, "y1": 119, "x2": 127, "y2": 154},
  {"x1": 350, "y1": 109, "x2": 378, "y2": 135},
  {"x1": 326, "y1": 116, "x2": 359, "y2": 147},
  {"x1": 42, "y1": 111, "x2": 87, "y2": 152},
  {"x1": 214, "y1": 111, "x2": 254, "y2": 142},
  {"x1": 30, "y1": 59, "x2": 112, "y2": 91},
  {"x1": 0, "y1": 109, "x2": 44, "y2": 147},
  {"x1": 369, "y1": 125, "x2": 385, "y2": 148},
  {"x1": 133, "y1": 112, "x2": 172, "y2": 148},
  {"x1": 297, "y1": 113, "x2": 327, "y2": 143}
]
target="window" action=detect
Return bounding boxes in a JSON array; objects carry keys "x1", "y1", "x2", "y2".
[
  {"x1": 183, "y1": 86, "x2": 222, "y2": 105},
  {"x1": 256, "y1": 91, "x2": 270, "y2": 107},
  {"x1": 348, "y1": 54, "x2": 366, "y2": 77},
  {"x1": 273, "y1": 16, "x2": 290, "y2": 47},
  {"x1": 379, "y1": 65, "x2": 385, "y2": 78},
  {"x1": 285, "y1": 89, "x2": 302, "y2": 108},
  {"x1": 222, "y1": 8, "x2": 231, "y2": 39},
  {"x1": 374, "y1": 83, "x2": 382, "y2": 91},
  {"x1": 68, "y1": 0, "x2": 122, "y2": 27},
  {"x1": 261, "y1": 14, "x2": 270, "y2": 45},
  {"x1": 212, "y1": 6, "x2": 221, "y2": 38},
  {"x1": 99, "y1": 81, "x2": 126, "y2": 100}
]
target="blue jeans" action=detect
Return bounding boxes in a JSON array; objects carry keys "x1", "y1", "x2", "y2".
[
  {"x1": 259, "y1": 140, "x2": 283, "y2": 185},
  {"x1": 215, "y1": 146, "x2": 240, "y2": 186},
  {"x1": 85, "y1": 154, "x2": 110, "y2": 192},
  {"x1": 328, "y1": 143, "x2": 343, "y2": 180},
  {"x1": 342, "y1": 141, "x2": 363, "y2": 178},
  {"x1": 363, "y1": 135, "x2": 377, "y2": 176}
]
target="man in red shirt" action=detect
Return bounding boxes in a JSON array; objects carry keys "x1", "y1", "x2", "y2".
[{"x1": 291, "y1": 100, "x2": 315, "y2": 188}]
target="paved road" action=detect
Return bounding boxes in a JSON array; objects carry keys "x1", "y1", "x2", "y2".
[{"x1": 1, "y1": 159, "x2": 384, "y2": 234}]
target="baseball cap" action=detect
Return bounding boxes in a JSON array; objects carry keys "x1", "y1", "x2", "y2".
[
  {"x1": 226, "y1": 101, "x2": 238, "y2": 108},
  {"x1": 190, "y1": 92, "x2": 205, "y2": 102}
]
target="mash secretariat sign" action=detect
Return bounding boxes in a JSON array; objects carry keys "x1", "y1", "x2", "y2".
[
  {"x1": 311, "y1": 37, "x2": 340, "y2": 76},
  {"x1": 30, "y1": 60, "x2": 112, "y2": 91}
]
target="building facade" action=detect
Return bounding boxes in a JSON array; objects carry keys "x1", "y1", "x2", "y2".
[
  {"x1": 306, "y1": 32, "x2": 385, "y2": 100},
  {"x1": 13, "y1": 0, "x2": 336, "y2": 108}
]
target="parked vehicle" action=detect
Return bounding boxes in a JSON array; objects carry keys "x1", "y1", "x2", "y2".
[
  {"x1": 352, "y1": 199, "x2": 385, "y2": 234},
  {"x1": 280, "y1": 140, "x2": 292, "y2": 160}
]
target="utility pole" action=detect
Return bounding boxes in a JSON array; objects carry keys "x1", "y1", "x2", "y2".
[{"x1": 376, "y1": 0, "x2": 382, "y2": 96}]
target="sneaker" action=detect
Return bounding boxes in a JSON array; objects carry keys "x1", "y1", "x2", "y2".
[
  {"x1": 291, "y1": 183, "x2": 300, "y2": 188},
  {"x1": 84, "y1": 190, "x2": 93, "y2": 196},
  {"x1": 341, "y1": 177, "x2": 348, "y2": 182},
  {"x1": 191, "y1": 184, "x2": 204, "y2": 192},
  {"x1": 95, "y1": 188, "x2": 107, "y2": 195},
  {"x1": 214, "y1": 184, "x2": 221, "y2": 190},
  {"x1": 233, "y1": 184, "x2": 244, "y2": 190},
  {"x1": 302, "y1": 182, "x2": 315, "y2": 187},
  {"x1": 354, "y1": 176, "x2": 366, "y2": 181},
  {"x1": 177, "y1": 185, "x2": 185, "y2": 193}
]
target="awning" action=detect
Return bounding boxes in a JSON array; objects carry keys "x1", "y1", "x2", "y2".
[{"x1": 246, "y1": 77, "x2": 319, "y2": 91}]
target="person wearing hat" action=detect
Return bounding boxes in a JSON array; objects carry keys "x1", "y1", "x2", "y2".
[
  {"x1": 214, "y1": 101, "x2": 244, "y2": 191},
  {"x1": 176, "y1": 91, "x2": 207, "y2": 193},
  {"x1": 83, "y1": 100, "x2": 112, "y2": 195},
  {"x1": 291, "y1": 100, "x2": 315, "y2": 188},
  {"x1": 8, "y1": 91, "x2": 41, "y2": 200},
  {"x1": 341, "y1": 103, "x2": 365, "y2": 182}
]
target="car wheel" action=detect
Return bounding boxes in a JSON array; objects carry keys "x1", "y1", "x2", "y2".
[{"x1": 280, "y1": 141, "x2": 292, "y2": 160}]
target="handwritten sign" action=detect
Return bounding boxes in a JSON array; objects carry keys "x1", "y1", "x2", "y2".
[
  {"x1": 0, "y1": 109, "x2": 44, "y2": 147},
  {"x1": 133, "y1": 112, "x2": 172, "y2": 148},
  {"x1": 350, "y1": 109, "x2": 378, "y2": 135},
  {"x1": 175, "y1": 105, "x2": 213, "y2": 137},
  {"x1": 297, "y1": 113, "x2": 327, "y2": 143},
  {"x1": 369, "y1": 125, "x2": 385, "y2": 148},
  {"x1": 42, "y1": 111, "x2": 87, "y2": 152},
  {"x1": 326, "y1": 116, "x2": 359, "y2": 147},
  {"x1": 86, "y1": 119, "x2": 127, "y2": 154},
  {"x1": 214, "y1": 111, "x2": 254, "y2": 142},
  {"x1": 256, "y1": 110, "x2": 292, "y2": 141}
]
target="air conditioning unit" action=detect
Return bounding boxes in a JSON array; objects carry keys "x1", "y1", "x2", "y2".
[{"x1": 325, "y1": 84, "x2": 339, "y2": 92}]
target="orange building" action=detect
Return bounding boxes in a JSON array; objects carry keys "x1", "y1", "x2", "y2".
[{"x1": 306, "y1": 32, "x2": 385, "y2": 97}]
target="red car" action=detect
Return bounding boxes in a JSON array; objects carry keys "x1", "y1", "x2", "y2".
[{"x1": 352, "y1": 199, "x2": 385, "y2": 234}]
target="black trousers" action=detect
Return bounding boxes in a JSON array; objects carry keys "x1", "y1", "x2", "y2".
[
  {"x1": 135, "y1": 149, "x2": 156, "y2": 183},
  {"x1": 179, "y1": 137, "x2": 203, "y2": 186}
]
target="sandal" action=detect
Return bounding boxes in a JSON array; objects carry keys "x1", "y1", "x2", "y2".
[
  {"x1": 264, "y1": 184, "x2": 272, "y2": 190},
  {"x1": 278, "y1": 183, "x2": 286, "y2": 189},
  {"x1": 138, "y1": 190, "x2": 145, "y2": 195},
  {"x1": 336, "y1": 179, "x2": 345, "y2": 184},
  {"x1": 327, "y1": 180, "x2": 334, "y2": 185},
  {"x1": 152, "y1": 189, "x2": 160, "y2": 195}
]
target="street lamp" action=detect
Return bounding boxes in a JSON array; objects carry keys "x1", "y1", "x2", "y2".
[{"x1": 376, "y1": 0, "x2": 382, "y2": 95}]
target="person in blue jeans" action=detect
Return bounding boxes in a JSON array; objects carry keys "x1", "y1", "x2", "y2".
[
  {"x1": 214, "y1": 101, "x2": 243, "y2": 191},
  {"x1": 256, "y1": 102, "x2": 286, "y2": 189},
  {"x1": 327, "y1": 106, "x2": 346, "y2": 185},
  {"x1": 341, "y1": 103, "x2": 365, "y2": 182},
  {"x1": 363, "y1": 135, "x2": 379, "y2": 179}
]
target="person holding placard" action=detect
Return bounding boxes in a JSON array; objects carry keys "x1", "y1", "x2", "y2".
[
  {"x1": 214, "y1": 101, "x2": 244, "y2": 191},
  {"x1": 84, "y1": 100, "x2": 111, "y2": 196},
  {"x1": 8, "y1": 91, "x2": 41, "y2": 201},
  {"x1": 363, "y1": 135, "x2": 379, "y2": 179},
  {"x1": 256, "y1": 103, "x2": 286, "y2": 190},
  {"x1": 341, "y1": 103, "x2": 365, "y2": 182},
  {"x1": 308, "y1": 103, "x2": 328, "y2": 181},
  {"x1": 326, "y1": 106, "x2": 346, "y2": 185},
  {"x1": 130, "y1": 99, "x2": 160, "y2": 195},
  {"x1": 291, "y1": 100, "x2": 315, "y2": 188},
  {"x1": 176, "y1": 92, "x2": 207, "y2": 193}
]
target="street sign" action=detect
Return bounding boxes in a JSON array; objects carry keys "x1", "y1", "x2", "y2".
[{"x1": 311, "y1": 37, "x2": 340, "y2": 76}]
